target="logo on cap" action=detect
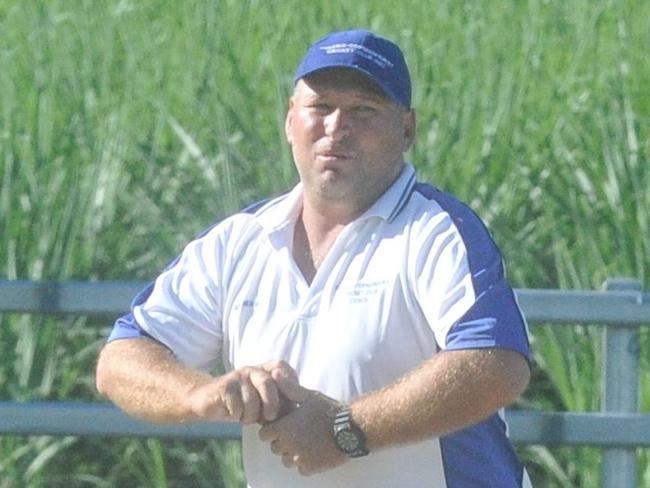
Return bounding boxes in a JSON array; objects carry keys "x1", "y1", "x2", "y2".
[{"x1": 319, "y1": 43, "x2": 395, "y2": 70}]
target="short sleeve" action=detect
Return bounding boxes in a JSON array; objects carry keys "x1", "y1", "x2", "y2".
[
  {"x1": 107, "y1": 229, "x2": 225, "y2": 371},
  {"x1": 410, "y1": 186, "x2": 530, "y2": 360}
]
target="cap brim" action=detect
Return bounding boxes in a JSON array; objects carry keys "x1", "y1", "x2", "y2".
[{"x1": 295, "y1": 64, "x2": 403, "y2": 106}]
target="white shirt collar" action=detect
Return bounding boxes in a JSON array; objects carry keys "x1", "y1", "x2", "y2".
[
  {"x1": 358, "y1": 163, "x2": 416, "y2": 222},
  {"x1": 253, "y1": 163, "x2": 417, "y2": 235}
]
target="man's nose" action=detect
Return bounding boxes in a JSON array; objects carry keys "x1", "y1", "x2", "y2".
[{"x1": 323, "y1": 108, "x2": 350, "y2": 140}]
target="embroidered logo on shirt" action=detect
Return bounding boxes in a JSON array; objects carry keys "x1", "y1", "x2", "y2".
[{"x1": 338, "y1": 280, "x2": 389, "y2": 304}]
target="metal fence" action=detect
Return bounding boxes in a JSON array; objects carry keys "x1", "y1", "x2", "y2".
[{"x1": 1, "y1": 278, "x2": 649, "y2": 487}]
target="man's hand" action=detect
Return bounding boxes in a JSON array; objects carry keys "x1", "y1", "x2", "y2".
[
  {"x1": 186, "y1": 360, "x2": 298, "y2": 424},
  {"x1": 258, "y1": 377, "x2": 348, "y2": 476}
]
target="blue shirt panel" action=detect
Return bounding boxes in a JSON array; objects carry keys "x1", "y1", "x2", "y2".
[
  {"x1": 413, "y1": 182, "x2": 530, "y2": 359},
  {"x1": 414, "y1": 183, "x2": 530, "y2": 487},
  {"x1": 440, "y1": 414, "x2": 526, "y2": 487}
]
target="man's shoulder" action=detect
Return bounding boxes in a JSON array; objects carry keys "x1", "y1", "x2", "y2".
[
  {"x1": 196, "y1": 191, "x2": 295, "y2": 243},
  {"x1": 411, "y1": 182, "x2": 490, "y2": 233},
  {"x1": 405, "y1": 181, "x2": 499, "y2": 259},
  {"x1": 411, "y1": 182, "x2": 475, "y2": 219}
]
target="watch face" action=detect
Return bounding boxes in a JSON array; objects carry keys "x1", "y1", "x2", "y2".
[
  {"x1": 336, "y1": 429, "x2": 361, "y2": 452},
  {"x1": 333, "y1": 408, "x2": 368, "y2": 457}
]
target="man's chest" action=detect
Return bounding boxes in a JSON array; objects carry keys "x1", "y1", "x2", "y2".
[{"x1": 220, "y1": 239, "x2": 436, "y2": 399}]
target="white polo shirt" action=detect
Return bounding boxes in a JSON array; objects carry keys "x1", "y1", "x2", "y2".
[{"x1": 110, "y1": 164, "x2": 532, "y2": 488}]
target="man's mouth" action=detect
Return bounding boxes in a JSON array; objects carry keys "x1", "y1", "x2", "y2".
[{"x1": 317, "y1": 148, "x2": 354, "y2": 161}]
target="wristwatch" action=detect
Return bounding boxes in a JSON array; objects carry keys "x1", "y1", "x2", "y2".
[{"x1": 333, "y1": 406, "x2": 369, "y2": 458}]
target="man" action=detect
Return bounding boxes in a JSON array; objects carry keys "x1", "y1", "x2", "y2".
[{"x1": 96, "y1": 29, "x2": 532, "y2": 487}]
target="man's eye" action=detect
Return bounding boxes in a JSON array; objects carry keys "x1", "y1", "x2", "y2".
[
  {"x1": 355, "y1": 105, "x2": 376, "y2": 114},
  {"x1": 311, "y1": 104, "x2": 331, "y2": 113}
]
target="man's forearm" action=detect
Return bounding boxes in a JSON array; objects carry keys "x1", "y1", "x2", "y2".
[
  {"x1": 96, "y1": 338, "x2": 298, "y2": 425},
  {"x1": 258, "y1": 347, "x2": 530, "y2": 475},
  {"x1": 96, "y1": 338, "x2": 213, "y2": 423},
  {"x1": 350, "y1": 348, "x2": 530, "y2": 450}
]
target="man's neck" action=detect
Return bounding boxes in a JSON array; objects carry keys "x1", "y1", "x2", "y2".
[{"x1": 292, "y1": 202, "x2": 353, "y2": 284}]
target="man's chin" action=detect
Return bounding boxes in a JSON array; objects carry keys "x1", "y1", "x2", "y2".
[{"x1": 316, "y1": 187, "x2": 351, "y2": 202}]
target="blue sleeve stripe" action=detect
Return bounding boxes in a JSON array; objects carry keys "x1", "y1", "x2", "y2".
[
  {"x1": 107, "y1": 281, "x2": 156, "y2": 342},
  {"x1": 445, "y1": 281, "x2": 531, "y2": 359},
  {"x1": 108, "y1": 312, "x2": 154, "y2": 341}
]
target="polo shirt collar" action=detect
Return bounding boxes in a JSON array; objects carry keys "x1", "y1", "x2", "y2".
[
  {"x1": 254, "y1": 163, "x2": 417, "y2": 235},
  {"x1": 358, "y1": 163, "x2": 416, "y2": 222}
]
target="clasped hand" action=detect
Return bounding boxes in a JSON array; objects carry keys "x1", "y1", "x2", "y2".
[
  {"x1": 185, "y1": 360, "x2": 298, "y2": 424},
  {"x1": 258, "y1": 374, "x2": 348, "y2": 476},
  {"x1": 186, "y1": 360, "x2": 348, "y2": 475}
]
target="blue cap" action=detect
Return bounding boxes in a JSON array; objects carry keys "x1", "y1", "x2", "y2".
[{"x1": 294, "y1": 30, "x2": 412, "y2": 108}]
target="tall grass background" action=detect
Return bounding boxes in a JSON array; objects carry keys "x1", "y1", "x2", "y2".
[{"x1": 0, "y1": 0, "x2": 648, "y2": 486}]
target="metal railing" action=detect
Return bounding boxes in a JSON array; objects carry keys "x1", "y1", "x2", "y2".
[{"x1": 1, "y1": 278, "x2": 648, "y2": 487}]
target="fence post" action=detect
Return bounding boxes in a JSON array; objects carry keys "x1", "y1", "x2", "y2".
[{"x1": 601, "y1": 278, "x2": 641, "y2": 488}]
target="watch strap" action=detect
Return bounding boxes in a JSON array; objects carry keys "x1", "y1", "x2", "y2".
[{"x1": 333, "y1": 406, "x2": 369, "y2": 458}]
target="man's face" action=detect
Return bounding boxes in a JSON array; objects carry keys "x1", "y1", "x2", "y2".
[{"x1": 285, "y1": 69, "x2": 415, "y2": 212}]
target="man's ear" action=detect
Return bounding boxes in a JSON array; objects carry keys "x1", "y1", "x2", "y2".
[
  {"x1": 285, "y1": 98, "x2": 295, "y2": 145},
  {"x1": 401, "y1": 109, "x2": 416, "y2": 151}
]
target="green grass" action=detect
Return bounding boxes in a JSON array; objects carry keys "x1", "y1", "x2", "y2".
[{"x1": 1, "y1": 0, "x2": 648, "y2": 486}]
